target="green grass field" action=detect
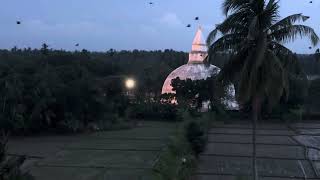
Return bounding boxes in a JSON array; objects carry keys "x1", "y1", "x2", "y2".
[{"x1": 8, "y1": 121, "x2": 179, "y2": 180}]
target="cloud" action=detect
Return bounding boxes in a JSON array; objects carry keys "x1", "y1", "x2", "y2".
[{"x1": 159, "y1": 12, "x2": 183, "y2": 28}]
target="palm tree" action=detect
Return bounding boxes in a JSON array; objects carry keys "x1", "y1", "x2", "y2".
[{"x1": 207, "y1": 0, "x2": 319, "y2": 179}]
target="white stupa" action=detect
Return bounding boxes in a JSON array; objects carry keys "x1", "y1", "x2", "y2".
[{"x1": 161, "y1": 26, "x2": 238, "y2": 110}]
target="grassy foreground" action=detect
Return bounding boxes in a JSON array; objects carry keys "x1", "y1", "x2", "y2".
[{"x1": 7, "y1": 121, "x2": 179, "y2": 180}]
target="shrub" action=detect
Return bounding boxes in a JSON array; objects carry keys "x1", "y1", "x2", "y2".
[
  {"x1": 0, "y1": 133, "x2": 34, "y2": 180},
  {"x1": 153, "y1": 111, "x2": 212, "y2": 180},
  {"x1": 57, "y1": 113, "x2": 86, "y2": 133},
  {"x1": 129, "y1": 101, "x2": 179, "y2": 121},
  {"x1": 153, "y1": 130, "x2": 196, "y2": 180},
  {"x1": 185, "y1": 121, "x2": 206, "y2": 156}
]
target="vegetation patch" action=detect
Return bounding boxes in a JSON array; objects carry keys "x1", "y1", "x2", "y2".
[
  {"x1": 0, "y1": 133, "x2": 34, "y2": 180},
  {"x1": 128, "y1": 99, "x2": 180, "y2": 121},
  {"x1": 152, "y1": 111, "x2": 212, "y2": 180},
  {"x1": 0, "y1": 48, "x2": 188, "y2": 135}
]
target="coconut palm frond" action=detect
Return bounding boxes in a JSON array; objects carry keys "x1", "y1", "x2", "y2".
[
  {"x1": 222, "y1": 0, "x2": 251, "y2": 16},
  {"x1": 217, "y1": 11, "x2": 251, "y2": 34},
  {"x1": 269, "y1": 13, "x2": 310, "y2": 31},
  {"x1": 250, "y1": 0, "x2": 265, "y2": 14},
  {"x1": 271, "y1": 25, "x2": 319, "y2": 46},
  {"x1": 238, "y1": 51, "x2": 256, "y2": 104},
  {"x1": 209, "y1": 33, "x2": 246, "y2": 54},
  {"x1": 206, "y1": 29, "x2": 219, "y2": 47},
  {"x1": 269, "y1": 42, "x2": 293, "y2": 56},
  {"x1": 217, "y1": 50, "x2": 248, "y2": 83},
  {"x1": 264, "y1": 50, "x2": 287, "y2": 109},
  {"x1": 261, "y1": 0, "x2": 280, "y2": 27},
  {"x1": 237, "y1": 35, "x2": 267, "y2": 104},
  {"x1": 265, "y1": 0, "x2": 279, "y2": 10}
]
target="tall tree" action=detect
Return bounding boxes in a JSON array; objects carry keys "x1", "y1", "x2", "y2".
[{"x1": 207, "y1": 0, "x2": 319, "y2": 179}]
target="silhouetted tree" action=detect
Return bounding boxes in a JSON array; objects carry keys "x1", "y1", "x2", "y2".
[{"x1": 207, "y1": 1, "x2": 319, "y2": 179}]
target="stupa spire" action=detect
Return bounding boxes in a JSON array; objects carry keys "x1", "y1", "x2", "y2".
[{"x1": 188, "y1": 26, "x2": 208, "y2": 64}]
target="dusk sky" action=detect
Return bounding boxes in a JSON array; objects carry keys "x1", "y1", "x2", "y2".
[{"x1": 0, "y1": 0, "x2": 319, "y2": 53}]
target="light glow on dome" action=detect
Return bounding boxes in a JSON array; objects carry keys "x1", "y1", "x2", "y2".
[{"x1": 161, "y1": 64, "x2": 219, "y2": 94}]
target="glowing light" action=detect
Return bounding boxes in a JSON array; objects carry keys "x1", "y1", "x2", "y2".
[{"x1": 125, "y1": 78, "x2": 135, "y2": 89}]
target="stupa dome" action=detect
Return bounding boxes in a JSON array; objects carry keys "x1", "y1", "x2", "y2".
[
  {"x1": 161, "y1": 26, "x2": 239, "y2": 110},
  {"x1": 162, "y1": 63, "x2": 220, "y2": 94}
]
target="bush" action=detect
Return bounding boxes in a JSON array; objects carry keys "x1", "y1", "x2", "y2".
[
  {"x1": 0, "y1": 133, "x2": 34, "y2": 180},
  {"x1": 129, "y1": 101, "x2": 179, "y2": 121},
  {"x1": 57, "y1": 113, "x2": 86, "y2": 133},
  {"x1": 153, "y1": 111, "x2": 212, "y2": 180},
  {"x1": 185, "y1": 121, "x2": 206, "y2": 156},
  {"x1": 153, "y1": 130, "x2": 196, "y2": 180}
]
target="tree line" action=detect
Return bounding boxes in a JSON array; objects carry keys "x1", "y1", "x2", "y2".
[
  {"x1": 0, "y1": 46, "x2": 319, "y2": 134},
  {"x1": 0, "y1": 46, "x2": 187, "y2": 134}
]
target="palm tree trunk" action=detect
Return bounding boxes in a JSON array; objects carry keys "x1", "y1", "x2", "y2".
[{"x1": 252, "y1": 95, "x2": 261, "y2": 180}]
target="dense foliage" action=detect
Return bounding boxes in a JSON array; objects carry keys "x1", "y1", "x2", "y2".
[
  {"x1": 0, "y1": 47, "x2": 187, "y2": 134},
  {"x1": 298, "y1": 54, "x2": 320, "y2": 75},
  {"x1": 128, "y1": 95, "x2": 180, "y2": 121},
  {"x1": 0, "y1": 45, "x2": 319, "y2": 134},
  {"x1": 185, "y1": 121, "x2": 206, "y2": 156},
  {"x1": 153, "y1": 111, "x2": 211, "y2": 180},
  {"x1": 305, "y1": 79, "x2": 320, "y2": 113},
  {"x1": 171, "y1": 76, "x2": 228, "y2": 112}
]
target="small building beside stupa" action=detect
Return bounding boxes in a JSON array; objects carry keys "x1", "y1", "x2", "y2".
[{"x1": 161, "y1": 26, "x2": 238, "y2": 110}]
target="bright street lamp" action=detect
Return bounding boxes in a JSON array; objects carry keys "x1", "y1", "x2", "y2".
[{"x1": 125, "y1": 78, "x2": 136, "y2": 90}]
